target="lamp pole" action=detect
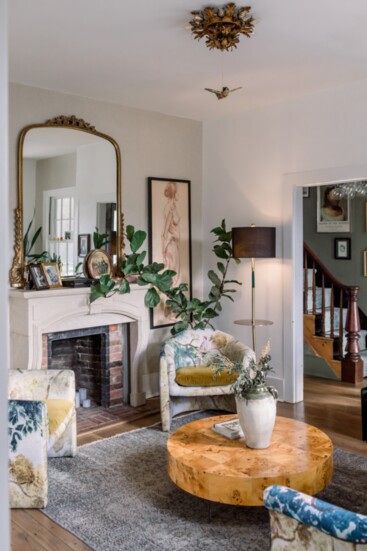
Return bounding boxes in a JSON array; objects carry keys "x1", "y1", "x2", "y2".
[{"x1": 251, "y1": 256, "x2": 256, "y2": 353}]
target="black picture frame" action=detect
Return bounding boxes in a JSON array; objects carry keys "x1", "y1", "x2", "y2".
[
  {"x1": 148, "y1": 177, "x2": 192, "y2": 329},
  {"x1": 29, "y1": 263, "x2": 49, "y2": 290},
  {"x1": 78, "y1": 234, "x2": 91, "y2": 257},
  {"x1": 334, "y1": 238, "x2": 351, "y2": 260}
]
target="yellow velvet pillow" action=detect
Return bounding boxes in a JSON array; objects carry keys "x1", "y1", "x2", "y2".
[
  {"x1": 175, "y1": 365, "x2": 238, "y2": 387},
  {"x1": 45, "y1": 399, "x2": 73, "y2": 436}
]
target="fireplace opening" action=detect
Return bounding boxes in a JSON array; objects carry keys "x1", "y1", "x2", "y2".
[{"x1": 46, "y1": 324, "x2": 129, "y2": 408}]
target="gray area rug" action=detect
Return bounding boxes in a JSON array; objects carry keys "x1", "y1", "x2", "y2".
[{"x1": 43, "y1": 412, "x2": 367, "y2": 551}]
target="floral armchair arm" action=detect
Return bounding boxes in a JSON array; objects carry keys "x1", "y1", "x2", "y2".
[
  {"x1": 8, "y1": 399, "x2": 48, "y2": 508},
  {"x1": 218, "y1": 336, "x2": 255, "y2": 369},
  {"x1": 264, "y1": 485, "x2": 367, "y2": 544}
]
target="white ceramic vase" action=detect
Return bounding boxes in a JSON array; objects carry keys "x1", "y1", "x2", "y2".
[{"x1": 235, "y1": 384, "x2": 277, "y2": 449}]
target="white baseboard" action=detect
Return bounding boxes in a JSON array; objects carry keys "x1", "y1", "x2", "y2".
[
  {"x1": 142, "y1": 372, "x2": 160, "y2": 399},
  {"x1": 267, "y1": 376, "x2": 285, "y2": 402}
]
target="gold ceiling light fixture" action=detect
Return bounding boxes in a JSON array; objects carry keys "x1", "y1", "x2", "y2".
[{"x1": 189, "y1": 3, "x2": 256, "y2": 51}]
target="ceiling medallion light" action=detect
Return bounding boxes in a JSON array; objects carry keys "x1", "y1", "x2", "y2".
[
  {"x1": 332, "y1": 181, "x2": 367, "y2": 199},
  {"x1": 189, "y1": 3, "x2": 256, "y2": 51}
]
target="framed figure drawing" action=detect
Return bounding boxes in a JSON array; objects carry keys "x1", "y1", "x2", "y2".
[
  {"x1": 317, "y1": 185, "x2": 350, "y2": 233},
  {"x1": 148, "y1": 177, "x2": 192, "y2": 328}
]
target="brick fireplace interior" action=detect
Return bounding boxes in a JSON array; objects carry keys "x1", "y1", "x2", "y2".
[{"x1": 44, "y1": 324, "x2": 129, "y2": 408}]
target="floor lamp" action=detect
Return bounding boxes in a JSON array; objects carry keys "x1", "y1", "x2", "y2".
[{"x1": 232, "y1": 225, "x2": 276, "y2": 354}]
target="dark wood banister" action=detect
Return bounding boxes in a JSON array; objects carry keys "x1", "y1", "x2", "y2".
[{"x1": 303, "y1": 242, "x2": 363, "y2": 384}]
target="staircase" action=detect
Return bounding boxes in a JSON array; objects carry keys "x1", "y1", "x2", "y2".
[{"x1": 303, "y1": 243, "x2": 365, "y2": 383}]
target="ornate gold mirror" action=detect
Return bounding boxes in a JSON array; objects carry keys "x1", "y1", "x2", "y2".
[{"x1": 10, "y1": 116, "x2": 124, "y2": 288}]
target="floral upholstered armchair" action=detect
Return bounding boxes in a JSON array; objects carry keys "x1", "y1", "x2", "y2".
[
  {"x1": 264, "y1": 485, "x2": 367, "y2": 550},
  {"x1": 160, "y1": 328, "x2": 255, "y2": 431},
  {"x1": 8, "y1": 369, "x2": 77, "y2": 508}
]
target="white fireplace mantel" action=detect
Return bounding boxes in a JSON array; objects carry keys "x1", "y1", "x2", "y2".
[{"x1": 8, "y1": 285, "x2": 150, "y2": 407}]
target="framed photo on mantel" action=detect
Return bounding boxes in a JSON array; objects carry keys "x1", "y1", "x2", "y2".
[{"x1": 148, "y1": 177, "x2": 192, "y2": 329}]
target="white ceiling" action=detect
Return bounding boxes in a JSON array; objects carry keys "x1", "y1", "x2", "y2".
[{"x1": 9, "y1": 0, "x2": 367, "y2": 121}]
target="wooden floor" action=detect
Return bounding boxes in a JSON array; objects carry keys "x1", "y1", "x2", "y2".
[{"x1": 10, "y1": 376, "x2": 367, "y2": 550}]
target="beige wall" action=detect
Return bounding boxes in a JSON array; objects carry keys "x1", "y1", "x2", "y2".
[
  {"x1": 9, "y1": 82, "x2": 203, "y2": 397},
  {"x1": 203, "y1": 78, "x2": 367, "y2": 400}
]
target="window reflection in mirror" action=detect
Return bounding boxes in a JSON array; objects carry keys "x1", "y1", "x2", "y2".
[
  {"x1": 96, "y1": 202, "x2": 117, "y2": 264},
  {"x1": 23, "y1": 128, "x2": 117, "y2": 277}
]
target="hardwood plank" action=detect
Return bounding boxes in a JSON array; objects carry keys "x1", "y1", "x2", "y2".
[
  {"x1": 11, "y1": 510, "x2": 82, "y2": 551},
  {"x1": 27, "y1": 510, "x2": 92, "y2": 551},
  {"x1": 11, "y1": 517, "x2": 49, "y2": 551}
]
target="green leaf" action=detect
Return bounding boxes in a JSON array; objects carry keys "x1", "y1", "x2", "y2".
[
  {"x1": 99, "y1": 275, "x2": 115, "y2": 294},
  {"x1": 224, "y1": 279, "x2": 242, "y2": 285},
  {"x1": 120, "y1": 278, "x2": 130, "y2": 294},
  {"x1": 204, "y1": 308, "x2": 218, "y2": 319},
  {"x1": 126, "y1": 225, "x2": 135, "y2": 242},
  {"x1": 144, "y1": 288, "x2": 161, "y2": 308},
  {"x1": 171, "y1": 320, "x2": 189, "y2": 335},
  {"x1": 90, "y1": 288, "x2": 106, "y2": 303},
  {"x1": 136, "y1": 251, "x2": 147, "y2": 265},
  {"x1": 130, "y1": 230, "x2": 146, "y2": 253},
  {"x1": 140, "y1": 272, "x2": 158, "y2": 285},
  {"x1": 213, "y1": 245, "x2": 230, "y2": 259},
  {"x1": 30, "y1": 226, "x2": 42, "y2": 250},
  {"x1": 217, "y1": 262, "x2": 226, "y2": 274},
  {"x1": 210, "y1": 286, "x2": 220, "y2": 298},
  {"x1": 155, "y1": 272, "x2": 175, "y2": 292},
  {"x1": 208, "y1": 270, "x2": 221, "y2": 287},
  {"x1": 143, "y1": 262, "x2": 165, "y2": 274}
]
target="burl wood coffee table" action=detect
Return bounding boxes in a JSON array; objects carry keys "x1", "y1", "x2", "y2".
[{"x1": 167, "y1": 414, "x2": 333, "y2": 506}]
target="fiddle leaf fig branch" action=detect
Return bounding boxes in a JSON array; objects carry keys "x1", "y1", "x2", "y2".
[{"x1": 90, "y1": 219, "x2": 241, "y2": 335}]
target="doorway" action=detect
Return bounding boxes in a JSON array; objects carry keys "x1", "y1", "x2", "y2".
[{"x1": 283, "y1": 164, "x2": 367, "y2": 403}]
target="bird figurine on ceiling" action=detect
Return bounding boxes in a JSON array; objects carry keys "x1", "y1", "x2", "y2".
[{"x1": 204, "y1": 86, "x2": 242, "y2": 100}]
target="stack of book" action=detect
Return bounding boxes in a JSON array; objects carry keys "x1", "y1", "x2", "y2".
[{"x1": 211, "y1": 418, "x2": 244, "y2": 440}]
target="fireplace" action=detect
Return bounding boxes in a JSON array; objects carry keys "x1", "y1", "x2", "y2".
[
  {"x1": 9, "y1": 287, "x2": 150, "y2": 407},
  {"x1": 45, "y1": 324, "x2": 129, "y2": 407}
]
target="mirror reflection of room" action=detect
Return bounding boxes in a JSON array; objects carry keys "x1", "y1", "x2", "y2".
[{"x1": 23, "y1": 127, "x2": 117, "y2": 276}]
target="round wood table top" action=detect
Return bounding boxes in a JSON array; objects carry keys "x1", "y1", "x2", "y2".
[{"x1": 167, "y1": 414, "x2": 333, "y2": 506}]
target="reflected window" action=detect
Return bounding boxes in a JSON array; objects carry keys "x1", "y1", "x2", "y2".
[{"x1": 48, "y1": 194, "x2": 76, "y2": 276}]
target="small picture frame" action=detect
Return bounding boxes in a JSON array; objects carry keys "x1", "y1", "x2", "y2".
[
  {"x1": 29, "y1": 263, "x2": 49, "y2": 290},
  {"x1": 334, "y1": 238, "x2": 351, "y2": 260},
  {"x1": 41, "y1": 262, "x2": 62, "y2": 288},
  {"x1": 302, "y1": 187, "x2": 310, "y2": 198},
  {"x1": 84, "y1": 249, "x2": 113, "y2": 279},
  {"x1": 78, "y1": 234, "x2": 91, "y2": 257}
]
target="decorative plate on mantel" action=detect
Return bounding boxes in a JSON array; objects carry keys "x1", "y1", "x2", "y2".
[{"x1": 83, "y1": 249, "x2": 113, "y2": 280}]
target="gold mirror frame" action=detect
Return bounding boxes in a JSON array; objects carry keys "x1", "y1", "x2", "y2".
[{"x1": 9, "y1": 115, "x2": 124, "y2": 288}]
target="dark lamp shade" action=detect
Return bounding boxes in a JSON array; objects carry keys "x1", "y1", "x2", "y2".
[{"x1": 232, "y1": 226, "x2": 276, "y2": 258}]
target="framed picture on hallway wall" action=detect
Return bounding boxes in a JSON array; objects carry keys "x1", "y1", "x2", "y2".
[
  {"x1": 334, "y1": 238, "x2": 351, "y2": 260},
  {"x1": 317, "y1": 185, "x2": 350, "y2": 233},
  {"x1": 148, "y1": 177, "x2": 192, "y2": 329}
]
